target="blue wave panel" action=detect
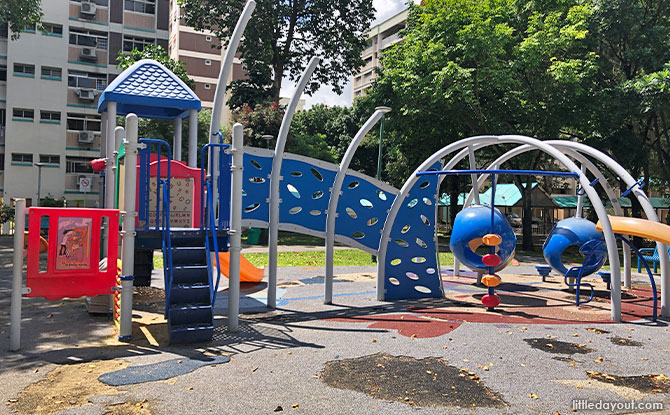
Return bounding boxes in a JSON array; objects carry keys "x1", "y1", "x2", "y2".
[
  {"x1": 279, "y1": 159, "x2": 336, "y2": 234},
  {"x1": 336, "y1": 175, "x2": 396, "y2": 251},
  {"x1": 241, "y1": 153, "x2": 272, "y2": 223},
  {"x1": 383, "y1": 163, "x2": 442, "y2": 300}
]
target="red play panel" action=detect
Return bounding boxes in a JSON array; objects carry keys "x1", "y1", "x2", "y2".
[{"x1": 26, "y1": 207, "x2": 120, "y2": 300}]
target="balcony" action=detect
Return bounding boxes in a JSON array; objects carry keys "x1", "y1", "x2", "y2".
[{"x1": 380, "y1": 33, "x2": 401, "y2": 50}]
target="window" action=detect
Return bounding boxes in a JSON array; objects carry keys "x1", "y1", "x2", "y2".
[
  {"x1": 41, "y1": 66, "x2": 62, "y2": 79},
  {"x1": 70, "y1": 0, "x2": 109, "y2": 5},
  {"x1": 42, "y1": 23, "x2": 63, "y2": 36},
  {"x1": 68, "y1": 70, "x2": 107, "y2": 90},
  {"x1": 0, "y1": 65, "x2": 6, "y2": 82},
  {"x1": 124, "y1": 0, "x2": 155, "y2": 14},
  {"x1": 66, "y1": 156, "x2": 94, "y2": 173},
  {"x1": 205, "y1": 59, "x2": 211, "y2": 66},
  {"x1": 69, "y1": 28, "x2": 107, "y2": 50},
  {"x1": 13, "y1": 108, "x2": 34, "y2": 120},
  {"x1": 40, "y1": 111, "x2": 61, "y2": 122},
  {"x1": 0, "y1": 23, "x2": 7, "y2": 39},
  {"x1": 0, "y1": 109, "x2": 5, "y2": 127},
  {"x1": 122, "y1": 35, "x2": 153, "y2": 52},
  {"x1": 40, "y1": 154, "x2": 60, "y2": 165},
  {"x1": 0, "y1": 154, "x2": 5, "y2": 171},
  {"x1": 205, "y1": 36, "x2": 212, "y2": 42},
  {"x1": 14, "y1": 63, "x2": 35, "y2": 76},
  {"x1": 66, "y1": 113, "x2": 101, "y2": 131},
  {"x1": 12, "y1": 153, "x2": 33, "y2": 163},
  {"x1": 204, "y1": 84, "x2": 211, "y2": 90},
  {"x1": 23, "y1": 22, "x2": 36, "y2": 33}
]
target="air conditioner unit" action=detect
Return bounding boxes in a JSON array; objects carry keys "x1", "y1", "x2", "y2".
[
  {"x1": 80, "y1": 47, "x2": 97, "y2": 60},
  {"x1": 80, "y1": 2, "x2": 97, "y2": 17},
  {"x1": 78, "y1": 131, "x2": 94, "y2": 143},
  {"x1": 77, "y1": 89, "x2": 96, "y2": 101}
]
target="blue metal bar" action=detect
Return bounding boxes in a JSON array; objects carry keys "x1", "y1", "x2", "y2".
[
  {"x1": 489, "y1": 174, "x2": 496, "y2": 277},
  {"x1": 616, "y1": 235, "x2": 657, "y2": 322},
  {"x1": 576, "y1": 177, "x2": 600, "y2": 196},
  {"x1": 621, "y1": 178, "x2": 645, "y2": 197},
  {"x1": 417, "y1": 169, "x2": 580, "y2": 178}
]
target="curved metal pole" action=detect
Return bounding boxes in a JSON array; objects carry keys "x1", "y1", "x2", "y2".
[
  {"x1": 267, "y1": 57, "x2": 320, "y2": 309},
  {"x1": 544, "y1": 140, "x2": 669, "y2": 319},
  {"x1": 208, "y1": 1, "x2": 256, "y2": 213},
  {"x1": 377, "y1": 135, "x2": 621, "y2": 321},
  {"x1": 460, "y1": 143, "x2": 632, "y2": 287},
  {"x1": 324, "y1": 107, "x2": 390, "y2": 304}
]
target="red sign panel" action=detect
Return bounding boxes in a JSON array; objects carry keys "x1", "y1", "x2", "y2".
[{"x1": 26, "y1": 207, "x2": 120, "y2": 300}]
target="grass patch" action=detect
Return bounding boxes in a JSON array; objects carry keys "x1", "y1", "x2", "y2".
[{"x1": 153, "y1": 250, "x2": 455, "y2": 268}]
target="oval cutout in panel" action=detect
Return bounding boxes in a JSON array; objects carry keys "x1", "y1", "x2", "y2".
[
  {"x1": 419, "y1": 181, "x2": 430, "y2": 189},
  {"x1": 407, "y1": 198, "x2": 418, "y2": 208},
  {"x1": 346, "y1": 207, "x2": 357, "y2": 219},
  {"x1": 360, "y1": 198, "x2": 373, "y2": 208},
  {"x1": 367, "y1": 217, "x2": 378, "y2": 226},
  {"x1": 415, "y1": 285, "x2": 432, "y2": 294},
  {"x1": 242, "y1": 189, "x2": 247, "y2": 197},
  {"x1": 395, "y1": 239, "x2": 409, "y2": 247},
  {"x1": 406, "y1": 272, "x2": 419, "y2": 280},
  {"x1": 289, "y1": 206, "x2": 302, "y2": 215},
  {"x1": 352, "y1": 231, "x2": 365, "y2": 239},
  {"x1": 250, "y1": 159, "x2": 262, "y2": 170},
  {"x1": 426, "y1": 268, "x2": 436, "y2": 275},
  {"x1": 415, "y1": 237, "x2": 427, "y2": 248},
  {"x1": 389, "y1": 277, "x2": 400, "y2": 286},
  {"x1": 312, "y1": 190, "x2": 324, "y2": 199},
  {"x1": 244, "y1": 203, "x2": 260, "y2": 213},
  {"x1": 376, "y1": 190, "x2": 387, "y2": 201},
  {"x1": 290, "y1": 171, "x2": 302, "y2": 177},
  {"x1": 423, "y1": 197, "x2": 432, "y2": 206},
  {"x1": 347, "y1": 181, "x2": 359, "y2": 189},
  {"x1": 286, "y1": 184, "x2": 300, "y2": 199},
  {"x1": 309, "y1": 210, "x2": 321, "y2": 216},
  {"x1": 249, "y1": 177, "x2": 265, "y2": 183},
  {"x1": 412, "y1": 256, "x2": 427, "y2": 264},
  {"x1": 401, "y1": 224, "x2": 411, "y2": 234},
  {"x1": 420, "y1": 214, "x2": 431, "y2": 226},
  {"x1": 310, "y1": 168, "x2": 323, "y2": 181},
  {"x1": 390, "y1": 258, "x2": 402, "y2": 266}
]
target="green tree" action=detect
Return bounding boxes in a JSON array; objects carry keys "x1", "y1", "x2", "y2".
[
  {"x1": 178, "y1": 0, "x2": 375, "y2": 104},
  {"x1": 368, "y1": 0, "x2": 598, "y2": 249},
  {"x1": 116, "y1": 44, "x2": 195, "y2": 90},
  {"x1": 0, "y1": 204, "x2": 14, "y2": 225},
  {"x1": 0, "y1": 0, "x2": 42, "y2": 39}
]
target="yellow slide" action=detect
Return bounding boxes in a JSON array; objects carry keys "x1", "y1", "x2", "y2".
[
  {"x1": 596, "y1": 216, "x2": 670, "y2": 245},
  {"x1": 217, "y1": 252, "x2": 265, "y2": 283}
]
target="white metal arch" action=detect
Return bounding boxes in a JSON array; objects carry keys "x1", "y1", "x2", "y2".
[
  {"x1": 458, "y1": 143, "x2": 632, "y2": 287},
  {"x1": 267, "y1": 57, "x2": 320, "y2": 309},
  {"x1": 324, "y1": 107, "x2": 390, "y2": 304},
  {"x1": 377, "y1": 135, "x2": 623, "y2": 321}
]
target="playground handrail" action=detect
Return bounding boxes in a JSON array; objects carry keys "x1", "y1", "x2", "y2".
[
  {"x1": 161, "y1": 179, "x2": 174, "y2": 317},
  {"x1": 138, "y1": 138, "x2": 172, "y2": 232}
]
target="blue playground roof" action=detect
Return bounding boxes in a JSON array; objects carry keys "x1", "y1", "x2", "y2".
[{"x1": 97, "y1": 59, "x2": 201, "y2": 119}]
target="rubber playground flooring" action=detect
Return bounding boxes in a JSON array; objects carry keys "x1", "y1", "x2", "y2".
[{"x1": 1, "y1": 259, "x2": 668, "y2": 415}]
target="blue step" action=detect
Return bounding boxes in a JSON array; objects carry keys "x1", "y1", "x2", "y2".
[
  {"x1": 169, "y1": 284, "x2": 211, "y2": 306},
  {"x1": 172, "y1": 265, "x2": 210, "y2": 285},
  {"x1": 168, "y1": 323, "x2": 214, "y2": 345},
  {"x1": 172, "y1": 246, "x2": 207, "y2": 265},
  {"x1": 169, "y1": 304, "x2": 213, "y2": 326}
]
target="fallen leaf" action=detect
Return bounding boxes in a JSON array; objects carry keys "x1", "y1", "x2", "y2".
[
  {"x1": 186, "y1": 387, "x2": 193, "y2": 391},
  {"x1": 274, "y1": 405, "x2": 283, "y2": 412},
  {"x1": 177, "y1": 360, "x2": 183, "y2": 364},
  {"x1": 546, "y1": 343, "x2": 555, "y2": 349},
  {"x1": 572, "y1": 333, "x2": 579, "y2": 337},
  {"x1": 520, "y1": 364, "x2": 526, "y2": 367},
  {"x1": 291, "y1": 404, "x2": 299, "y2": 408},
  {"x1": 371, "y1": 339, "x2": 376, "y2": 343},
  {"x1": 529, "y1": 393, "x2": 539, "y2": 399},
  {"x1": 410, "y1": 334, "x2": 417, "y2": 340},
  {"x1": 594, "y1": 357, "x2": 604, "y2": 363},
  {"x1": 641, "y1": 357, "x2": 648, "y2": 361}
]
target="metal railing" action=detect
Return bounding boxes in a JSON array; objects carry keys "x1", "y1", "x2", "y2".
[{"x1": 200, "y1": 142, "x2": 231, "y2": 306}]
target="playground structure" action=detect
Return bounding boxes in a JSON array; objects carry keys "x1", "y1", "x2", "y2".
[{"x1": 9, "y1": 0, "x2": 668, "y2": 350}]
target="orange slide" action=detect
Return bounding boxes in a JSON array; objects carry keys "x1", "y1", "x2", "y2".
[{"x1": 216, "y1": 252, "x2": 265, "y2": 283}]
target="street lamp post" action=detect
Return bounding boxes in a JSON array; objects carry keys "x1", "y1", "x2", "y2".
[
  {"x1": 34, "y1": 162, "x2": 45, "y2": 207},
  {"x1": 262, "y1": 134, "x2": 274, "y2": 149}
]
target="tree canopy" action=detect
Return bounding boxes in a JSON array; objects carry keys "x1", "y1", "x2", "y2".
[
  {"x1": 0, "y1": 0, "x2": 42, "y2": 39},
  {"x1": 116, "y1": 45, "x2": 195, "y2": 90},
  {"x1": 178, "y1": 0, "x2": 375, "y2": 106}
]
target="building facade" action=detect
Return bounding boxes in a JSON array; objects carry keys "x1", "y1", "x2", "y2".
[
  {"x1": 351, "y1": 9, "x2": 408, "y2": 100},
  {"x1": 0, "y1": 0, "x2": 170, "y2": 208}
]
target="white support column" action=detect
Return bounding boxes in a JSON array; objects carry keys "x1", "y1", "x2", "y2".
[
  {"x1": 9, "y1": 199, "x2": 26, "y2": 351},
  {"x1": 467, "y1": 145, "x2": 480, "y2": 205},
  {"x1": 325, "y1": 107, "x2": 390, "y2": 304},
  {"x1": 576, "y1": 164, "x2": 586, "y2": 218},
  {"x1": 173, "y1": 117, "x2": 183, "y2": 162},
  {"x1": 115, "y1": 126, "x2": 124, "y2": 153},
  {"x1": 268, "y1": 57, "x2": 320, "y2": 309},
  {"x1": 228, "y1": 123, "x2": 244, "y2": 331},
  {"x1": 119, "y1": 113, "x2": 139, "y2": 341},
  {"x1": 188, "y1": 110, "x2": 198, "y2": 168}
]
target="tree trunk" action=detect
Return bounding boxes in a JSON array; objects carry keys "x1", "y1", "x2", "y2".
[{"x1": 449, "y1": 176, "x2": 460, "y2": 230}]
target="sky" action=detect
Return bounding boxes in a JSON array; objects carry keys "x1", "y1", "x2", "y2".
[{"x1": 279, "y1": 0, "x2": 414, "y2": 109}]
